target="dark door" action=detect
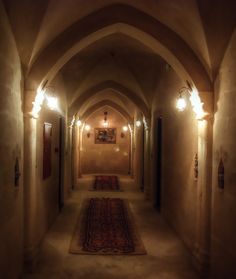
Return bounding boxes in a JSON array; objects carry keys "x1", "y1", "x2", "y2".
[
  {"x1": 156, "y1": 117, "x2": 162, "y2": 210},
  {"x1": 141, "y1": 124, "x2": 145, "y2": 192},
  {"x1": 58, "y1": 117, "x2": 64, "y2": 210}
]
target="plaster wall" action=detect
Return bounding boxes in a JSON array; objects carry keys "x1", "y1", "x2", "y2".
[
  {"x1": 0, "y1": 2, "x2": 24, "y2": 278},
  {"x1": 81, "y1": 107, "x2": 130, "y2": 174},
  {"x1": 211, "y1": 29, "x2": 236, "y2": 278},
  {"x1": 34, "y1": 109, "x2": 60, "y2": 242},
  {"x1": 24, "y1": 75, "x2": 68, "y2": 266},
  {"x1": 150, "y1": 68, "x2": 198, "y2": 253}
]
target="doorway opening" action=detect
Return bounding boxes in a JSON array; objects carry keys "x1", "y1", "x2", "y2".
[
  {"x1": 58, "y1": 117, "x2": 65, "y2": 211},
  {"x1": 156, "y1": 117, "x2": 162, "y2": 211}
]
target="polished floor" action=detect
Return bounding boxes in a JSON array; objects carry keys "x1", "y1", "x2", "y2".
[{"x1": 23, "y1": 176, "x2": 199, "y2": 279}]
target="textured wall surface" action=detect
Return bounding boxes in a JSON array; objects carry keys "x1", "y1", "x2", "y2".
[
  {"x1": 33, "y1": 108, "x2": 60, "y2": 245},
  {"x1": 24, "y1": 74, "x2": 68, "y2": 266},
  {"x1": 81, "y1": 107, "x2": 130, "y2": 174},
  {"x1": 211, "y1": 29, "x2": 236, "y2": 279},
  {"x1": 150, "y1": 68, "x2": 198, "y2": 253},
  {"x1": 0, "y1": 2, "x2": 24, "y2": 278}
]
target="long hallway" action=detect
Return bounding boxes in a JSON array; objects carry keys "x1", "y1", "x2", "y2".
[
  {"x1": 23, "y1": 176, "x2": 198, "y2": 279},
  {"x1": 1, "y1": 1, "x2": 236, "y2": 278}
]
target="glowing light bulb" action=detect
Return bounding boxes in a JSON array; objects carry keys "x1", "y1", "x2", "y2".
[
  {"x1": 77, "y1": 120, "x2": 82, "y2": 127},
  {"x1": 176, "y1": 96, "x2": 187, "y2": 111},
  {"x1": 189, "y1": 88, "x2": 206, "y2": 120},
  {"x1": 85, "y1": 124, "x2": 91, "y2": 131},
  {"x1": 47, "y1": 96, "x2": 58, "y2": 110},
  {"x1": 31, "y1": 88, "x2": 45, "y2": 118},
  {"x1": 103, "y1": 121, "x2": 108, "y2": 127},
  {"x1": 123, "y1": 126, "x2": 128, "y2": 132},
  {"x1": 135, "y1": 120, "x2": 142, "y2": 127}
]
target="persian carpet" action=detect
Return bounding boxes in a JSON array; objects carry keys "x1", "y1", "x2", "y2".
[
  {"x1": 69, "y1": 198, "x2": 146, "y2": 255},
  {"x1": 92, "y1": 175, "x2": 120, "y2": 191}
]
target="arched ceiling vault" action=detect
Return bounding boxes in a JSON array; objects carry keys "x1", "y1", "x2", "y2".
[
  {"x1": 26, "y1": 4, "x2": 212, "y2": 93},
  {"x1": 4, "y1": 1, "x2": 235, "y2": 86},
  {"x1": 197, "y1": 0, "x2": 236, "y2": 77},
  {"x1": 69, "y1": 81, "x2": 150, "y2": 119},
  {"x1": 75, "y1": 89, "x2": 135, "y2": 120},
  {"x1": 58, "y1": 33, "x2": 166, "y2": 107},
  {"x1": 80, "y1": 100, "x2": 133, "y2": 124}
]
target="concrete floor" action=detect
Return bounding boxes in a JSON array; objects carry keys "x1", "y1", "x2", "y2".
[{"x1": 23, "y1": 176, "x2": 199, "y2": 279}]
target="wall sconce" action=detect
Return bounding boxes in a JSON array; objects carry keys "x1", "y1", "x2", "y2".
[
  {"x1": 121, "y1": 125, "x2": 128, "y2": 138},
  {"x1": 32, "y1": 82, "x2": 59, "y2": 118},
  {"x1": 176, "y1": 81, "x2": 206, "y2": 120},
  {"x1": 32, "y1": 88, "x2": 45, "y2": 118},
  {"x1": 135, "y1": 120, "x2": 142, "y2": 127},
  {"x1": 103, "y1": 111, "x2": 109, "y2": 127},
  {"x1": 44, "y1": 84, "x2": 58, "y2": 111},
  {"x1": 176, "y1": 83, "x2": 191, "y2": 112},
  {"x1": 69, "y1": 116, "x2": 75, "y2": 129},
  {"x1": 46, "y1": 95, "x2": 58, "y2": 110},
  {"x1": 76, "y1": 119, "x2": 82, "y2": 127},
  {"x1": 85, "y1": 124, "x2": 91, "y2": 138},
  {"x1": 123, "y1": 126, "x2": 128, "y2": 132},
  {"x1": 176, "y1": 93, "x2": 187, "y2": 111}
]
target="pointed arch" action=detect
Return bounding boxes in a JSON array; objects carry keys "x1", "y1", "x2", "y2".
[
  {"x1": 27, "y1": 4, "x2": 212, "y2": 94},
  {"x1": 80, "y1": 100, "x2": 133, "y2": 124},
  {"x1": 69, "y1": 80, "x2": 150, "y2": 119}
]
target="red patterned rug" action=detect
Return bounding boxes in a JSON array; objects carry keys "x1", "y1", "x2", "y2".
[
  {"x1": 69, "y1": 198, "x2": 146, "y2": 255},
  {"x1": 92, "y1": 175, "x2": 120, "y2": 191}
]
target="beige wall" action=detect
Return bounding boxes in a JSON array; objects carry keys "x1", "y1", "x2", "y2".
[
  {"x1": 33, "y1": 108, "x2": 60, "y2": 244},
  {"x1": 150, "y1": 68, "x2": 198, "y2": 252},
  {"x1": 211, "y1": 29, "x2": 236, "y2": 278},
  {"x1": 24, "y1": 74, "x2": 68, "y2": 269},
  {"x1": 0, "y1": 2, "x2": 24, "y2": 278},
  {"x1": 81, "y1": 106, "x2": 130, "y2": 175}
]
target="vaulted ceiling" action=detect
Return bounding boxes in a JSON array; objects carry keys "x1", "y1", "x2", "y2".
[{"x1": 3, "y1": 0, "x2": 236, "y2": 118}]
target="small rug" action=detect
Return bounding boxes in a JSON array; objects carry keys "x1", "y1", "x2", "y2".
[
  {"x1": 69, "y1": 198, "x2": 146, "y2": 255},
  {"x1": 92, "y1": 175, "x2": 120, "y2": 191}
]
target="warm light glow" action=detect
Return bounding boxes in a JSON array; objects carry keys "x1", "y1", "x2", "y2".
[
  {"x1": 31, "y1": 88, "x2": 45, "y2": 118},
  {"x1": 143, "y1": 117, "x2": 148, "y2": 130},
  {"x1": 189, "y1": 88, "x2": 207, "y2": 120},
  {"x1": 176, "y1": 84, "x2": 207, "y2": 120},
  {"x1": 46, "y1": 96, "x2": 58, "y2": 110},
  {"x1": 103, "y1": 120, "x2": 109, "y2": 127},
  {"x1": 69, "y1": 116, "x2": 75, "y2": 128},
  {"x1": 123, "y1": 126, "x2": 128, "y2": 132},
  {"x1": 76, "y1": 119, "x2": 82, "y2": 127},
  {"x1": 85, "y1": 124, "x2": 91, "y2": 131},
  {"x1": 176, "y1": 95, "x2": 187, "y2": 111},
  {"x1": 136, "y1": 120, "x2": 142, "y2": 127},
  {"x1": 114, "y1": 147, "x2": 120, "y2": 152},
  {"x1": 102, "y1": 111, "x2": 109, "y2": 127}
]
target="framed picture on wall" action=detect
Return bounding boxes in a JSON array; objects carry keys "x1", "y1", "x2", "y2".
[
  {"x1": 43, "y1": 122, "x2": 52, "y2": 179},
  {"x1": 94, "y1": 128, "x2": 116, "y2": 144}
]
